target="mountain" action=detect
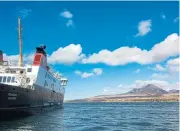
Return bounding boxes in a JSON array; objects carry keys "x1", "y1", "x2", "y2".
[
  {"x1": 65, "y1": 84, "x2": 179, "y2": 103},
  {"x1": 127, "y1": 84, "x2": 168, "y2": 95},
  {"x1": 168, "y1": 89, "x2": 179, "y2": 93}
]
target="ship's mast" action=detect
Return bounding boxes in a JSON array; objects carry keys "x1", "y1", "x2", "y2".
[{"x1": 18, "y1": 16, "x2": 23, "y2": 67}]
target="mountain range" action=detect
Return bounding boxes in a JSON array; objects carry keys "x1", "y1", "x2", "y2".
[
  {"x1": 66, "y1": 84, "x2": 179, "y2": 103},
  {"x1": 127, "y1": 84, "x2": 168, "y2": 95}
]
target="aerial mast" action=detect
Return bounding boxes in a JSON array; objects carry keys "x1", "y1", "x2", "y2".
[{"x1": 18, "y1": 16, "x2": 23, "y2": 67}]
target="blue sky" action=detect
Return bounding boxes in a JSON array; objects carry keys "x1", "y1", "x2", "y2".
[{"x1": 0, "y1": 1, "x2": 179, "y2": 100}]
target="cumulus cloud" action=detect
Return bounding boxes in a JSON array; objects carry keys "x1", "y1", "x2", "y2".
[
  {"x1": 160, "y1": 13, "x2": 166, "y2": 19},
  {"x1": 102, "y1": 86, "x2": 124, "y2": 94},
  {"x1": 74, "y1": 68, "x2": 103, "y2": 78},
  {"x1": 20, "y1": 9, "x2": 32, "y2": 19},
  {"x1": 3, "y1": 53, "x2": 34, "y2": 66},
  {"x1": 166, "y1": 57, "x2": 180, "y2": 73},
  {"x1": 3, "y1": 44, "x2": 84, "y2": 65},
  {"x1": 74, "y1": 70, "x2": 81, "y2": 75},
  {"x1": 3, "y1": 54, "x2": 19, "y2": 62},
  {"x1": 60, "y1": 10, "x2": 74, "y2": 27},
  {"x1": 66, "y1": 20, "x2": 74, "y2": 27},
  {"x1": 93, "y1": 68, "x2": 103, "y2": 75},
  {"x1": 3, "y1": 34, "x2": 179, "y2": 66},
  {"x1": 60, "y1": 10, "x2": 73, "y2": 19},
  {"x1": 135, "y1": 69, "x2": 140, "y2": 73},
  {"x1": 102, "y1": 80, "x2": 180, "y2": 95},
  {"x1": 149, "y1": 64, "x2": 166, "y2": 72},
  {"x1": 151, "y1": 73, "x2": 169, "y2": 80},
  {"x1": 81, "y1": 72, "x2": 94, "y2": 78},
  {"x1": 82, "y1": 33, "x2": 179, "y2": 66},
  {"x1": 133, "y1": 80, "x2": 179, "y2": 91},
  {"x1": 154, "y1": 64, "x2": 166, "y2": 71},
  {"x1": 135, "y1": 19, "x2": 152, "y2": 37},
  {"x1": 174, "y1": 17, "x2": 179, "y2": 23},
  {"x1": 48, "y1": 44, "x2": 84, "y2": 64}
]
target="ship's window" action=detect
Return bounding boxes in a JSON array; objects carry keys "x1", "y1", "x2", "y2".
[
  {"x1": 11, "y1": 77, "x2": 15, "y2": 83},
  {"x1": 7, "y1": 76, "x2": 11, "y2": 83},
  {"x1": 3, "y1": 61, "x2": 8, "y2": 66},
  {"x1": 26, "y1": 78, "x2": 30, "y2": 83},
  {"x1": 51, "y1": 84, "x2": 54, "y2": 88},
  {"x1": 27, "y1": 68, "x2": 32, "y2": 72},
  {"x1": 3, "y1": 76, "x2": 7, "y2": 82},
  {"x1": 0, "y1": 76, "x2": 2, "y2": 82}
]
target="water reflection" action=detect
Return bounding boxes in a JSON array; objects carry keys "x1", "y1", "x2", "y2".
[{"x1": 0, "y1": 108, "x2": 64, "y2": 131}]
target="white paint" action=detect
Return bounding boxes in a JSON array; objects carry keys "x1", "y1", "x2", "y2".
[{"x1": 0, "y1": 63, "x2": 66, "y2": 94}]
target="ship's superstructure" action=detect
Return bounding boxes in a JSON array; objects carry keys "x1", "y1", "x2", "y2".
[{"x1": 0, "y1": 17, "x2": 68, "y2": 116}]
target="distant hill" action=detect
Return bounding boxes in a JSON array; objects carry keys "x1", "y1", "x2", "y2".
[
  {"x1": 168, "y1": 89, "x2": 179, "y2": 93},
  {"x1": 127, "y1": 84, "x2": 168, "y2": 95},
  {"x1": 65, "y1": 84, "x2": 179, "y2": 103}
]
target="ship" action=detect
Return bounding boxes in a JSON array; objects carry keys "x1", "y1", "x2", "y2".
[{"x1": 0, "y1": 17, "x2": 68, "y2": 118}]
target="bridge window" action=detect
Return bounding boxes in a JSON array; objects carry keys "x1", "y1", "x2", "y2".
[
  {"x1": 3, "y1": 76, "x2": 7, "y2": 83},
  {"x1": 27, "y1": 68, "x2": 32, "y2": 72},
  {"x1": 7, "y1": 76, "x2": 11, "y2": 83},
  {"x1": 26, "y1": 78, "x2": 30, "y2": 83},
  {"x1": 11, "y1": 77, "x2": 15, "y2": 83}
]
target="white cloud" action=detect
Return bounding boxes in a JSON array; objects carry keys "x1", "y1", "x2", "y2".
[
  {"x1": 149, "y1": 64, "x2": 166, "y2": 72},
  {"x1": 174, "y1": 17, "x2": 179, "y2": 23},
  {"x1": 102, "y1": 86, "x2": 122, "y2": 94},
  {"x1": 66, "y1": 20, "x2": 73, "y2": 27},
  {"x1": 60, "y1": 10, "x2": 73, "y2": 19},
  {"x1": 75, "y1": 71, "x2": 94, "y2": 78},
  {"x1": 135, "y1": 69, "x2": 140, "y2": 73},
  {"x1": 74, "y1": 68, "x2": 103, "y2": 78},
  {"x1": 155, "y1": 64, "x2": 166, "y2": 71},
  {"x1": 3, "y1": 54, "x2": 18, "y2": 62},
  {"x1": 135, "y1": 19, "x2": 152, "y2": 37},
  {"x1": 102, "y1": 80, "x2": 179, "y2": 95},
  {"x1": 167, "y1": 57, "x2": 180, "y2": 66},
  {"x1": 3, "y1": 34, "x2": 179, "y2": 67},
  {"x1": 3, "y1": 44, "x2": 84, "y2": 65},
  {"x1": 151, "y1": 73, "x2": 169, "y2": 80},
  {"x1": 20, "y1": 9, "x2": 32, "y2": 19},
  {"x1": 134, "y1": 80, "x2": 179, "y2": 91},
  {"x1": 102, "y1": 84, "x2": 129, "y2": 95},
  {"x1": 93, "y1": 68, "x2": 103, "y2": 75},
  {"x1": 166, "y1": 57, "x2": 180, "y2": 73},
  {"x1": 4, "y1": 44, "x2": 84, "y2": 65},
  {"x1": 74, "y1": 70, "x2": 81, "y2": 75},
  {"x1": 60, "y1": 10, "x2": 74, "y2": 27},
  {"x1": 3, "y1": 53, "x2": 34, "y2": 66},
  {"x1": 48, "y1": 44, "x2": 84, "y2": 64},
  {"x1": 160, "y1": 13, "x2": 166, "y2": 19},
  {"x1": 151, "y1": 34, "x2": 179, "y2": 62},
  {"x1": 81, "y1": 72, "x2": 94, "y2": 78},
  {"x1": 82, "y1": 33, "x2": 179, "y2": 66}
]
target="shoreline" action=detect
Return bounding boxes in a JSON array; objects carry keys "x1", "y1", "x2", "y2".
[
  {"x1": 65, "y1": 93, "x2": 179, "y2": 103},
  {"x1": 65, "y1": 101, "x2": 179, "y2": 103}
]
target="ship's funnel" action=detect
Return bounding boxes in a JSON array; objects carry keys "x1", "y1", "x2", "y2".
[{"x1": 0, "y1": 50, "x2": 3, "y2": 62}]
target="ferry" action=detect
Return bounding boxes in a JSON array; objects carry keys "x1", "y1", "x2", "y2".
[{"x1": 0, "y1": 17, "x2": 68, "y2": 118}]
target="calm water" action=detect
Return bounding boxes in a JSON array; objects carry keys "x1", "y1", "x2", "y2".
[{"x1": 0, "y1": 102, "x2": 179, "y2": 131}]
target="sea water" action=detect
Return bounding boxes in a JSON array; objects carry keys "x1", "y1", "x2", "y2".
[{"x1": 0, "y1": 102, "x2": 179, "y2": 131}]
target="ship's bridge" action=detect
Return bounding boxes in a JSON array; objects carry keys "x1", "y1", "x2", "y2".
[
  {"x1": 0, "y1": 63, "x2": 35, "y2": 86},
  {"x1": 0, "y1": 74, "x2": 19, "y2": 86},
  {"x1": 60, "y1": 77, "x2": 68, "y2": 86}
]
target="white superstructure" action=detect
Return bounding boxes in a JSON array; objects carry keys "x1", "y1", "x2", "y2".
[{"x1": 0, "y1": 60, "x2": 68, "y2": 94}]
